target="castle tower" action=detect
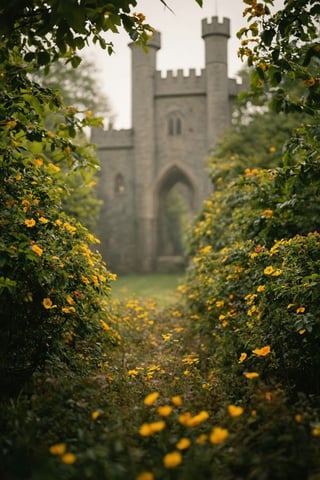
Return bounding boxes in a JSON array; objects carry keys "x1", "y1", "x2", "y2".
[
  {"x1": 202, "y1": 17, "x2": 230, "y2": 149},
  {"x1": 129, "y1": 32, "x2": 161, "y2": 271}
]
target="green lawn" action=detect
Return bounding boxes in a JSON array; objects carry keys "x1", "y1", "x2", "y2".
[{"x1": 111, "y1": 273, "x2": 185, "y2": 305}]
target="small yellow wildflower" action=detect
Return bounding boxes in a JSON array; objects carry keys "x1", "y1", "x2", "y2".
[
  {"x1": 257, "y1": 285, "x2": 265, "y2": 292},
  {"x1": 299, "y1": 329, "x2": 306, "y2": 335},
  {"x1": 176, "y1": 438, "x2": 191, "y2": 450},
  {"x1": 49, "y1": 443, "x2": 66, "y2": 455},
  {"x1": 61, "y1": 306, "x2": 76, "y2": 314},
  {"x1": 216, "y1": 300, "x2": 224, "y2": 308},
  {"x1": 264, "y1": 266, "x2": 274, "y2": 275},
  {"x1": 210, "y1": 427, "x2": 229, "y2": 445},
  {"x1": 296, "y1": 307, "x2": 305, "y2": 314},
  {"x1": 24, "y1": 218, "x2": 36, "y2": 227},
  {"x1": 157, "y1": 405, "x2": 173, "y2": 417},
  {"x1": 263, "y1": 209, "x2": 273, "y2": 218},
  {"x1": 228, "y1": 405, "x2": 244, "y2": 417},
  {"x1": 171, "y1": 395, "x2": 183, "y2": 406},
  {"x1": 136, "y1": 472, "x2": 154, "y2": 480},
  {"x1": 48, "y1": 162, "x2": 60, "y2": 173},
  {"x1": 163, "y1": 451, "x2": 182, "y2": 469},
  {"x1": 195, "y1": 434, "x2": 208, "y2": 444},
  {"x1": 39, "y1": 216, "x2": 49, "y2": 224},
  {"x1": 91, "y1": 410, "x2": 101, "y2": 420},
  {"x1": 238, "y1": 352, "x2": 247, "y2": 363},
  {"x1": 312, "y1": 427, "x2": 320, "y2": 437},
  {"x1": 144, "y1": 391, "x2": 159, "y2": 406},
  {"x1": 295, "y1": 414, "x2": 302, "y2": 423},
  {"x1": 31, "y1": 244, "x2": 43, "y2": 256},
  {"x1": 252, "y1": 345, "x2": 271, "y2": 356},
  {"x1": 244, "y1": 372, "x2": 260, "y2": 379},
  {"x1": 42, "y1": 298, "x2": 57, "y2": 309},
  {"x1": 61, "y1": 452, "x2": 76, "y2": 464},
  {"x1": 34, "y1": 157, "x2": 43, "y2": 167}
]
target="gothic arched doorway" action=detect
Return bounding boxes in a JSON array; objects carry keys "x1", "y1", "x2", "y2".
[{"x1": 155, "y1": 165, "x2": 196, "y2": 271}]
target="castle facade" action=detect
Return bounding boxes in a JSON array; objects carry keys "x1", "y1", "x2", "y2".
[{"x1": 92, "y1": 17, "x2": 242, "y2": 273}]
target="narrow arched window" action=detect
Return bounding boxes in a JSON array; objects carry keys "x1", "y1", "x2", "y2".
[
  {"x1": 176, "y1": 117, "x2": 181, "y2": 135},
  {"x1": 115, "y1": 173, "x2": 125, "y2": 194},
  {"x1": 168, "y1": 113, "x2": 182, "y2": 136}
]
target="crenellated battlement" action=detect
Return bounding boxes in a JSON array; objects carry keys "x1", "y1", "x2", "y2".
[
  {"x1": 155, "y1": 68, "x2": 205, "y2": 96},
  {"x1": 91, "y1": 128, "x2": 133, "y2": 149},
  {"x1": 201, "y1": 16, "x2": 230, "y2": 38}
]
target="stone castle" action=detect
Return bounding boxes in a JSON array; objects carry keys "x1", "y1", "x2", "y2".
[{"x1": 92, "y1": 16, "x2": 242, "y2": 273}]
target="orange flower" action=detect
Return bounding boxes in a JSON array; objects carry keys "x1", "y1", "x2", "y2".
[
  {"x1": 144, "y1": 392, "x2": 159, "y2": 406},
  {"x1": 228, "y1": 405, "x2": 244, "y2": 417},
  {"x1": 24, "y1": 218, "x2": 36, "y2": 227},
  {"x1": 252, "y1": 345, "x2": 271, "y2": 356},
  {"x1": 244, "y1": 372, "x2": 260, "y2": 379}
]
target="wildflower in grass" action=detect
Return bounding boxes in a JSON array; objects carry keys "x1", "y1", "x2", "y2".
[
  {"x1": 61, "y1": 452, "x2": 76, "y2": 464},
  {"x1": 91, "y1": 410, "x2": 101, "y2": 420},
  {"x1": 157, "y1": 405, "x2": 173, "y2": 417},
  {"x1": 49, "y1": 443, "x2": 66, "y2": 455},
  {"x1": 31, "y1": 244, "x2": 43, "y2": 256},
  {"x1": 136, "y1": 472, "x2": 154, "y2": 480},
  {"x1": 244, "y1": 372, "x2": 260, "y2": 379},
  {"x1": 295, "y1": 414, "x2": 302, "y2": 423},
  {"x1": 296, "y1": 307, "x2": 305, "y2": 313},
  {"x1": 210, "y1": 427, "x2": 229, "y2": 444},
  {"x1": 238, "y1": 352, "x2": 247, "y2": 363},
  {"x1": 42, "y1": 298, "x2": 56, "y2": 309},
  {"x1": 257, "y1": 285, "x2": 265, "y2": 292},
  {"x1": 216, "y1": 300, "x2": 224, "y2": 308},
  {"x1": 100, "y1": 320, "x2": 111, "y2": 331},
  {"x1": 264, "y1": 266, "x2": 274, "y2": 275},
  {"x1": 48, "y1": 162, "x2": 60, "y2": 173},
  {"x1": 144, "y1": 391, "x2": 159, "y2": 406},
  {"x1": 171, "y1": 395, "x2": 183, "y2": 406},
  {"x1": 312, "y1": 427, "x2": 320, "y2": 437},
  {"x1": 228, "y1": 405, "x2": 244, "y2": 417},
  {"x1": 195, "y1": 434, "x2": 208, "y2": 444},
  {"x1": 62, "y1": 306, "x2": 76, "y2": 314},
  {"x1": 299, "y1": 329, "x2": 306, "y2": 335},
  {"x1": 34, "y1": 157, "x2": 43, "y2": 167},
  {"x1": 263, "y1": 209, "x2": 273, "y2": 218},
  {"x1": 252, "y1": 345, "x2": 271, "y2": 356},
  {"x1": 39, "y1": 216, "x2": 49, "y2": 224},
  {"x1": 163, "y1": 451, "x2": 182, "y2": 468},
  {"x1": 139, "y1": 421, "x2": 166, "y2": 436},
  {"x1": 24, "y1": 218, "x2": 36, "y2": 227},
  {"x1": 176, "y1": 438, "x2": 191, "y2": 450}
]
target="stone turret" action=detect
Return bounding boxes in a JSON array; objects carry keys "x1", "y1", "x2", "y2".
[
  {"x1": 202, "y1": 17, "x2": 230, "y2": 148},
  {"x1": 129, "y1": 32, "x2": 161, "y2": 271}
]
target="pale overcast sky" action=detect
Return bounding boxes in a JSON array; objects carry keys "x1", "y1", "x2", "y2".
[{"x1": 87, "y1": 0, "x2": 284, "y2": 129}]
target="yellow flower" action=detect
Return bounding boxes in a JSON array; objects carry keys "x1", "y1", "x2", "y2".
[
  {"x1": 61, "y1": 452, "x2": 76, "y2": 464},
  {"x1": 171, "y1": 395, "x2": 183, "y2": 406},
  {"x1": 176, "y1": 438, "x2": 191, "y2": 450},
  {"x1": 42, "y1": 298, "x2": 57, "y2": 309},
  {"x1": 62, "y1": 306, "x2": 76, "y2": 314},
  {"x1": 24, "y1": 218, "x2": 36, "y2": 227},
  {"x1": 244, "y1": 372, "x2": 260, "y2": 379},
  {"x1": 264, "y1": 266, "x2": 275, "y2": 275},
  {"x1": 228, "y1": 405, "x2": 244, "y2": 417},
  {"x1": 31, "y1": 244, "x2": 43, "y2": 256},
  {"x1": 48, "y1": 162, "x2": 60, "y2": 173},
  {"x1": 139, "y1": 421, "x2": 166, "y2": 436},
  {"x1": 144, "y1": 391, "x2": 159, "y2": 406},
  {"x1": 312, "y1": 427, "x2": 320, "y2": 437},
  {"x1": 238, "y1": 352, "x2": 247, "y2": 364},
  {"x1": 216, "y1": 300, "x2": 224, "y2": 308},
  {"x1": 66, "y1": 295, "x2": 74, "y2": 305},
  {"x1": 295, "y1": 414, "x2": 302, "y2": 423},
  {"x1": 49, "y1": 443, "x2": 66, "y2": 455},
  {"x1": 209, "y1": 427, "x2": 229, "y2": 445},
  {"x1": 263, "y1": 209, "x2": 273, "y2": 218},
  {"x1": 296, "y1": 307, "x2": 305, "y2": 314},
  {"x1": 157, "y1": 405, "x2": 173, "y2": 417},
  {"x1": 163, "y1": 451, "x2": 182, "y2": 469},
  {"x1": 195, "y1": 434, "x2": 208, "y2": 444},
  {"x1": 257, "y1": 285, "x2": 265, "y2": 292},
  {"x1": 34, "y1": 157, "x2": 43, "y2": 167},
  {"x1": 136, "y1": 472, "x2": 154, "y2": 480},
  {"x1": 39, "y1": 216, "x2": 49, "y2": 224},
  {"x1": 252, "y1": 345, "x2": 271, "y2": 356},
  {"x1": 91, "y1": 410, "x2": 101, "y2": 420},
  {"x1": 299, "y1": 329, "x2": 306, "y2": 335}
]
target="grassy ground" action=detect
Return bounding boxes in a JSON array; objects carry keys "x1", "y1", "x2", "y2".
[{"x1": 111, "y1": 273, "x2": 185, "y2": 305}]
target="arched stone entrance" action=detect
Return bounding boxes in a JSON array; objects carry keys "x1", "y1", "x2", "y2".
[{"x1": 155, "y1": 164, "x2": 196, "y2": 272}]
